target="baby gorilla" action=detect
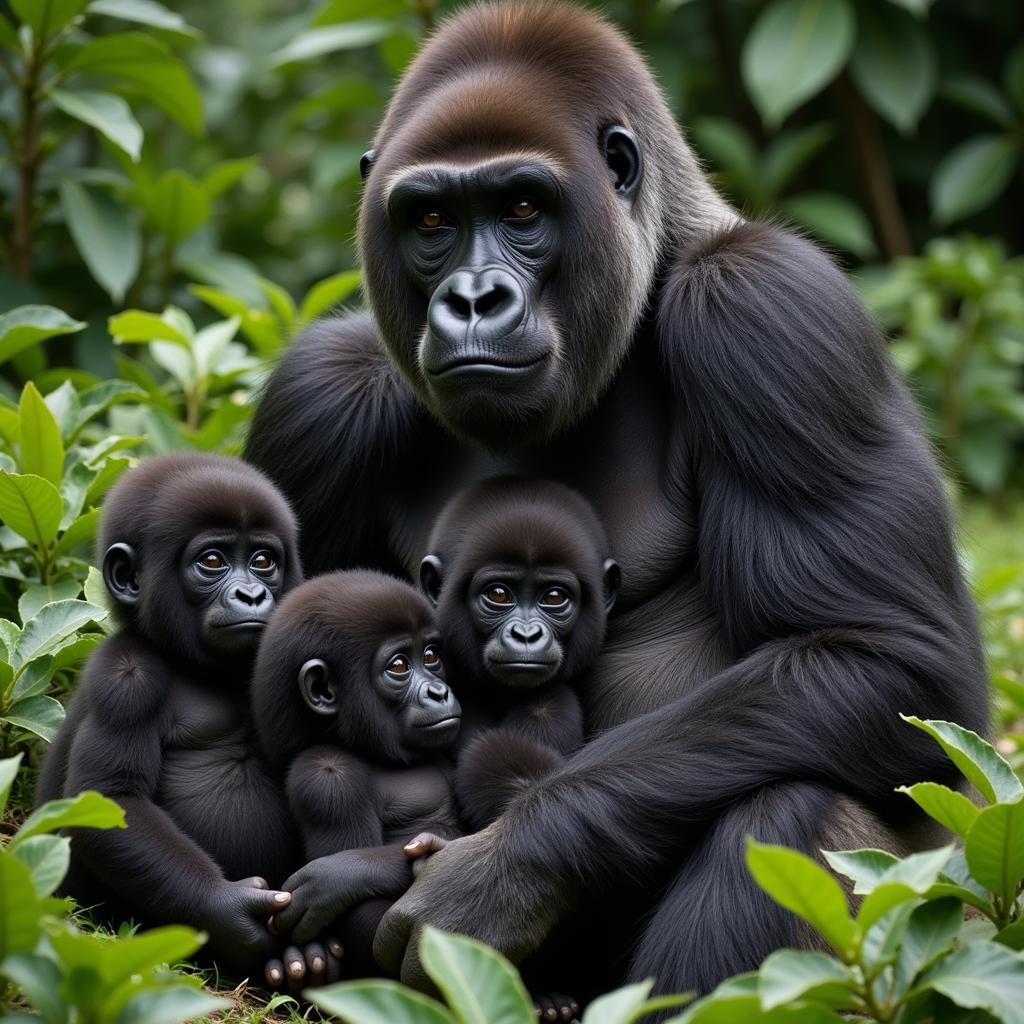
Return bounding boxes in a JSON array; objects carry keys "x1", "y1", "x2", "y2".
[
  {"x1": 250, "y1": 570, "x2": 461, "y2": 979},
  {"x1": 35, "y1": 453, "x2": 318, "y2": 978}
]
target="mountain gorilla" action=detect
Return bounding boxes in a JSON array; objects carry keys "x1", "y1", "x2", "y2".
[
  {"x1": 250, "y1": 571, "x2": 461, "y2": 977},
  {"x1": 245, "y1": 0, "x2": 986, "y2": 1004},
  {"x1": 418, "y1": 478, "x2": 619, "y2": 832},
  {"x1": 35, "y1": 454, "x2": 331, "y2": 979}
]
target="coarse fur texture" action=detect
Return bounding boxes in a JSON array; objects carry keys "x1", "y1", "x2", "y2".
[
  {"x1": 36, "y1": 453, "x2": 304, "y2": 976},
  {"x1": 245, "y1": 1, "x2": 987, "y2": 1008}
]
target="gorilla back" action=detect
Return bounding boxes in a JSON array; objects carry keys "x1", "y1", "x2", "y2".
[{"x1": 246, "y1": 1, "x2": 986, "y2": 1002}]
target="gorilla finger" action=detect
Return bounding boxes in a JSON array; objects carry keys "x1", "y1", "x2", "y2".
[
  {"x1": 232, "y1": 875, "x2": 269, "y2": 890},
  {"x1": 241, "y1": 887, "x2": 291, "y2": 917},
  {"x1": 550, "y1": 993, "x2": 578, "y2": 1021},
  {"x1": 283, "y1": 945, "x2": 306, "y2": 981},
  {"x1": 270, "y1": 899, "x2": 300, "y2": 934},
  {"x1": 292, "y1": 907, "x2": 329, "y2": 946},
  {"x1": 404, "y1": 831, "x2": 449, "y2": 858},
  {"x1": 303, "y1": 941, "x2": 327, "y2": 977},
  {"x1": 326, "y1": 937, "x2": 345, "y2": 961},
  {"x1": 534, "y1": 994, "x2": 556, "y2": 1021},
  {"x1": 324, "y1": 946, "x2": 344, "y2": 984},
  {"x1": 264, "y1": 958, "x2": 285, "y2": 988}
]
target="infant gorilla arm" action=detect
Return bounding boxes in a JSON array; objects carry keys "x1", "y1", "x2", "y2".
[
  {"x1": 421, "y1": 478, "x2": 619, "y2": 832},
  {"x1": 250, "y1": 571, "x2": 461, "y2": 971},
  {"x1": 35, "y1": 453, "x2": 306, "y2": 976}
]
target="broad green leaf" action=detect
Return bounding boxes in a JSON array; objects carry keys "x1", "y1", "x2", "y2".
[
  {"x1": 860, "y1": 902, "x2": 914, "y2": 972},
  {"x1": 257, "y1": 277, "x2": 296, "y2": 328},
  {"x1": 67, "y1": 381, "x2": 145, "y2": 441},
  {"x1": 0, "y1": 471, "x2": 63, "y2": 549},
  {"x1": 151, "y1": 339, "x2": 196, "y2": 390},
  {"x1": 995, "y1": 922, "x2": 1024, "y2": 950},
  {"x1": 0, "y1": 620, "x2": 20, "y2": 662},
  {"x1": 84, "y1": 455, "x2": 132, "y2": 507},
  {"x1": 762, "y1": 123, "x2": 834, "y2": 195},
  {"x1": 13, "y1": 790, "x2": 126, "y2": 846},
  {"x1": 116, "y1": 986, "x2": 229, "y2": 1024},
  {"x1": 54, "y1": 509, "x2": 100, "y2": 556},
  {"x1": 99, "y1": 925, "x2": 205, "y2": 985},
  {"x1": 13, "y1": 599, "x2": 107, "y2": 666},
  {"x1": 782, "y1": 192, "x2": 877, "y2": 258},
  {"x1": 849, "y1": 3, "x2": 936, "y2": 133},
  {"x1": 59, "y1": 181, "x2": 141, "y2": 303},
  {"x1": 914, "y1": 941, "x2": 1024, "y2": 1023},
  {"x1": 746, "y1": 841, "x2": 858, "y2": 956},
  {"x1": 896, "y1": 782, "x2": 980, "y2": 837},
  {"x1": 201, "y1": 156, "x2": 258, "y2": 200},
  {"x1": 941, "y1": 74, "x2": 1015, "y2": 128},
  {"x1": 9, "y1": 654, "x2": 55, "y2": 702},
  {"x1": 741, "y1": 0, "x2": 855, "y2": 128},
  {"x1": 19, "y1": 382, "x2": 64, "y2": 486},
  {"x1": 0, "y1": 306, "x2": 85, "y2": 366},
  {"x1": 856, "y1": 847, "x2": 954, "y2": 929},
  {"x1": 192, "y1": 317, "x2": 240, "y2": 378},
  {"x1": 143, "y1": 170, "x2": 211, "y2": 243},
  {"x1": 677, "y1": 973, "x2": 843, "y2": 1024},
  {"x1": 581, "y1": 979, "x2": 692, "y2": 1023},
  {"x1": 313, "y1": 0, "x2": 407, "y2": 24},
  {"x1": 958, "y1": 423, "x2": 1015, "y2": 494},
  {"x1": 0, "y1": 952, "x2": 65, "y2": 1023},
  {"x1": 11, "y1": 0, "x2": 87, "y2": 35},
  {"x1": 0, "y1": 753, "x2": 22, "y2": 815},
  {"x1": 931, "y1": 848, "x2": 995, "y2": 915},
  {"x1": 270, "y1": 20, "x2": 393, "y2": 66},
  {"x1": 12, "y1": 834, "x2": 71, "y2": 896},
  {"x1": 18, "y1": 580, "x2": 81, "y2": 625},
  {"x1": 52, "y1": 633, "x2": 102, "y2": 671},
  {"x1": 86, "y1": 0, "x2": 201, "y2": 37},
  {"x1": 109, "y1": 310, "x2": 191, "y2": 348},
  {"x1": 690, "y1": 118, "x2": 759, "y2": 196},
  {"x1": 63, "y1": 32, "x2": 203, "y2": 136},
  {"x1": 930, "y1": 135, "x2": 1018, "y2": 226},
  {"x1": 3, "y1": 694, "x2": 65, "y2": 742},
  {"x1": 902, "y1": 715, "x2": 1023, "y2": 804},
  {"x1": 894, "y1": 897, "x2": 964, "y2": 990},
  {"x1": 758, "y1": 950, "x2": 851, "y2": 1010},
  {"x1": 420, "y1": 926, "x2": 534, "y2": 1024},
  {"x1": 299, "y1": 269, "x2": 362, "y2": 322},
  {"x1": 50, "y1": 89, "x2": 143, "y2": 161},
  {"x1": 0, "y1": 852, "x2": 44, "y2": 958},
  {"x1": 965, "y1": 800, "x2": 1024, "y2": 905},
  {"x1": 822, "y1": 848, "x2": 899, "y2": 893},
  {"x1": 44, "y1": 380, "x2": 79, "y2": 439},
  {"x1": 883, "y1": 0, "x2": 933, "y2": 14},
  {"x1": 308, "y1": 979, "x2": 458, "y2": 1024}
]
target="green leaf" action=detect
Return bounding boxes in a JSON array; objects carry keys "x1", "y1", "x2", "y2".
[
  {"x1": 50, "y1": 89, "x2": 143, "y2": 161},
  {"x1": 882, "y1": 0, "x2": 933, "y2": 15},
  {"x1": 0, "y1": 852, "x2": 45, "y2": 958},
  {"x1": 896, "y1": 782, "x2": 980, "y2": 838},
  {"x1": 59, "y1": 181, "x2": 141, "y2": 303},
  {"x1": 758, "y1": 950, "x2": 851, "y2": 1010},
  {"x1": 12, "y1": 834, "x2": 71, "y2": 896},
  {"x1": 270, "y1": 20, "x2": 394, "y2": 66},
  {"x1": 143, "y1": 170, "x2": 211, "y2": 243},
  {"x1": 0, "y1": 306, "x2": 86, "y2": 366},
  {"x1": 299, "y1": 269, "x2": 362, "y2": 322},
  {"x1": 860, "y1": 902, "x2": 914, "y2": 972},
  {"x1": 746, "y1": 841, "x2": 858, "y2": 956},
  {"x1": 13, "y1": 599, "x2": 107, "y2": 666},
  {"x1": 894, "y1": 897, "x2": 964, "y2": 990},
  {"x1": 995, "y1": 922, "x2": 1024, "y2": 950},
  {"x1": 0, "y1": 753, "x2": 22, "y2": 816},
  {"x1": 741, "y1": 0, "x2": 855, "y2": 128},
  {"x1": 782, "y1": 192, "x2": 877, "y2": 258},
  {"x1": 941, "y1": 74, "x2": 1015, "y2": 128},
  {"x1": 100, "y1": 925, "x2": 205, "y2": 985},
  {"x1": 109, "y1": 310, "x2": 191, "y2": 347},
  {"x1": 116, "y1": 986, "x2": 229, "y2": 1024},
  {"x1": 54, "y1": 509, "x2": 100, "y2": 556},
  {"x1": 19, "y1": 382, "x2": 64, "y2": 486},
  {"x1": 87, "y1": 0, "x2": 202, "y2": 37},
  {"x1": 581, "y1": 980, "x2": 692, "y2": 1023},
  {"x1": 420, "y1": 926, "x2": 534, "y2": 1024},
  {"x1": 855, "y1": 846, "x2": 954, "y2": 929},
  {"x1": 690, "y1": 118, "x2": 759, "y2": 195},
  {"x1": 849, "y1": 3, "x2": 936, "y2": 133},
  {"x1": 11, "y1": 0, "x2": 88, "y2": 35},
  {"x1": 63, "y1": 32, "x2": 203, "y2": 136},
  {"x1": 10, "y1": 654, "x2": 56, "y2": 702},
  {"x1": 0, "y1": 471, "x2": 63, "y2": 549},
  {"x1": 67, "y1": 381, "x2": 145, "y2": 441},
  {"x1": 313, "y1": 0, "x2": 407, "y2": 24},
  {"x1": 678, "y1": 973, "x2": 844, "y2": 1023},
  {"x1": 762, "y1": 123, "x2": 834, "y2": 195},
  {"x1": 957, "y1": 423, "x2": 1015, "y2": 494},
  {"x1": 0, "y1": 952, "x2": 65, "y2": 1023},
  {"x1": 13, "y1": 791, "x2": 126, "y2": 846},
  {"x1": 3, "y1": 694, "x2": 65, "y2": 742},
  {"x1": 914, "y1": 941, "x2": 1024, "y2": 1023},
  {"x1": 19, "y1": 580, "x2": 82, "y2": 624},
  {"x1": 965, "y1": 800, "x2": 1024, "y2": 906},
  {"x1": 201, "y1": 156, "x2": 258, "y2": 200},
  {"x1": 930, "y1": 135, "x2": 1018, "y2": 226},
  {"x1": 307, "y1": 979, "x2": 458, "y2": 1024},
  {"x1": 902, "y1": 715, "x2": 1023, "y2": 804},
  {"x1": 192, "y1": 317, "x2": 239, "y2": 378}
]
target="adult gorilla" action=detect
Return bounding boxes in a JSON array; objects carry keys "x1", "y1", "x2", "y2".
[{"x1": 247, "y1": 0, "x2": 985, "y2": 1000}]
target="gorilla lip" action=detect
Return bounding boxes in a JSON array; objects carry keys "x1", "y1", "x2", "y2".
[
  {"x1": 429, "y1": 353, "x2": 548, "y2": 379},
  {"x1": 414, "y1": 715, "x2": 460, "y2": 730}
]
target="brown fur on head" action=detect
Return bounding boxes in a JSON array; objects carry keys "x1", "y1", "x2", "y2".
[{"x1": 358, "y1": 1, "x2": 732, "y2": 450}]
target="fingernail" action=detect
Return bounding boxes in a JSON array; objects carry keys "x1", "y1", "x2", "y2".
[
  {"x1": 273, "y1": 891, "x2": 290, "y2": 903},
  {"x1": 290, "y1": 960, "x2": 303, "y2": 973},
  {"x1": 329, "y1": 941, "x2": 344, "y2": 957},
  {"x1": 269, "y1": 969, "x2": 281, "y2": 983},
  {"x1": 405, "y1": 841, "x2": 421, "y2": 850},
  {"x1": 312, "y1": 956, "x2": 325, "y2": 972}
]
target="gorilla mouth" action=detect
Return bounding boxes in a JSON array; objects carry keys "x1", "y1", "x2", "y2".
[
  {"x1": 414, "y1": 715, "x2": 461, "y2": 731},
  {"x1": 216, "y1": 620, "x2": 267, "y2": 630},
  {"x1": 491, "y1": 660, "x2": 558, "y2": 670},
  {"x1": 430, "y1": 352, "x2": 548, "y2": 378}
]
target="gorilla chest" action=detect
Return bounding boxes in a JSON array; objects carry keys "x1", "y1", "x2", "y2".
[{"x1": 374, "y1": 764, "x2": 455, "y2": 844}]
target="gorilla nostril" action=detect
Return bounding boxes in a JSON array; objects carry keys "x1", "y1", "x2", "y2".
[
  {"x1": 444, "y1": 289, "x2": 473, "y2": 320},
  {"x1": 425, "y1": 681, "x2": 449, "y2": 702},
  {"x1": 474, "y1": 284, "x2": 510, "y2": 318},
  {"x1": 510, "y1": 622, "x2": 543, "y2": 643},
  {"x1": 235, "y1": 586, "x2": 266, "y2": 607}
]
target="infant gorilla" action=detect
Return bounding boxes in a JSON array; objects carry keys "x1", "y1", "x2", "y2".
[{"x1": 250, "y1": 570, "x2": 462, "y2": 979}]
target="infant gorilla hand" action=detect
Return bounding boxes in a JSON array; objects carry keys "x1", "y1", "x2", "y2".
[
  {"x1": 205, "y1": 876, "x2": 291, "y2": 970},
  {"x1": 404, "y1": 831, "x2": 449, "y2": 878}
]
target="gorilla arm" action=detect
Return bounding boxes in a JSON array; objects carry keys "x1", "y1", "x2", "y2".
[{"x1": 374, "y1": 223, "x2": 987, "y2": 984}]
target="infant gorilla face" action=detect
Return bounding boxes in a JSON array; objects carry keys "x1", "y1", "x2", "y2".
[{"x1": 469, "y1": 566, "x2": 580, "y2": 688}]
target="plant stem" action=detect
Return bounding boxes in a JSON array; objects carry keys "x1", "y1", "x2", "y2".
[{"x1": 11, "y1": 42, "x2": 43, "y2": 278}]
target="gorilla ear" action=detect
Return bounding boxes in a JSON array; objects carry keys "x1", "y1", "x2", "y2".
[
  {"x1": 602, "y1": 126, "x2": 642, "y2": 203},
  {"x1": 419, "y1": 555, "x2": 444, "y2": 607},
  {"x1": 360, "y1": 149, "x2": 377, "y2": 181},
  {"x1": 298, "y1": 658, "x2": 338, "y2": 716},
  {"x1": 602, "y1": 558, "x2": 622, "y2": 614},
  {"x1": 102, "y1": 543, "x2": 140, "y2": 606}
]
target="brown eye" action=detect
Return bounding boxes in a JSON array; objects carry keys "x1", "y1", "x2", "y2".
[
  {"x1": 418, "y1": 210, "x2": 446, "y2": 229},
  {"x1": 251, "y1": 551, "x2": 275, "y2": 572},
  {"x1": 540, "y1": 587, "x2": 569, "y2": 607},
  {"x1": 507, "y1": 198, "x2": 537, "y2": 219},
  {"x1": 484, "y1": 585, "x2": 513, "y2": 606},
  {"x1": 424, "y1": 645, "x2": 441, "y2": 669},
  {"x1": 387, "y1": 655, "x2": 411, "y2": 676},
  {"x1": 198, "y1": 551, "x2": 226, "y2": 570}
]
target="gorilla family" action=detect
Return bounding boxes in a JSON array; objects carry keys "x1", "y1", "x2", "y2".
[{"x1": 243, "y1": 0, "x2": 987, "y2": 1005}]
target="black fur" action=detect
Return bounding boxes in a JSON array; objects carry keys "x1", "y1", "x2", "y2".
[{"x1": 245, "y1": 1, "x2": 987, "y2": 1004}]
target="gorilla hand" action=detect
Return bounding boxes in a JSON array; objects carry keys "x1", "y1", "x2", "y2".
[
  {"x1": 204, "y1": 879, "x2": 291, "y2": 970},
  {"x1": 374, "y1": 827, "x2": 570, "y2": 988}
]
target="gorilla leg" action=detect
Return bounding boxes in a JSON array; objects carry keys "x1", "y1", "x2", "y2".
[{"x1": 628, "y1": 782, "x2": 908, "y2": 1011}]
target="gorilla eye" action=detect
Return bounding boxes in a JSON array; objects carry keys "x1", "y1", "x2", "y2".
[
  {"x1": 250, "y1": 551, "x2": 276, "y2": 572},
  {"x1": 505, "y1": 198, "x2": 538, "y2": 220},
  {"x1": 483, "y1": 584, "x2": 514, "y2": 606},
  {"x1": 540, "y1": 587, "x2": 569, "y2": 608},
  {"x1": 423, "y1": 645, "x2": 442, "y2": 670},
  {"x1": 386, "y1": 655, "x2": 411, "y2": 676},
  {"x1": 197, "y1": 550, "x2": 226, "y2": 571},
  {"x1": 417, "y1": 210, "x2": 449, "y2": 231}
]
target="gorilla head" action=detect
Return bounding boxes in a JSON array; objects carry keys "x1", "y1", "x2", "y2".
[
  {"x1": 358, "y1": 1, "x2": 729, "y2": 449},
  {"x1": 99, "y1": 453, "x2": 302, "y2": 667}
]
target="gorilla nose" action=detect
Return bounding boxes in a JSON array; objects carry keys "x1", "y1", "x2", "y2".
[
  {"x1": 425, "y1": 680, "x2": 450, "y2": 703},
  {"x1": 509, "y1": 621, "x2": 544, "y2": 644},
  {"x1": 233, "y1": 583, "x2": 267, "y2": 606},
  {"x1": 431, "y1": 268, "x2": 525, "y2": 341}
]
